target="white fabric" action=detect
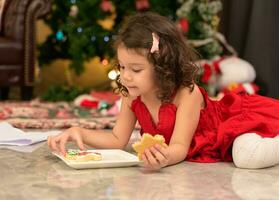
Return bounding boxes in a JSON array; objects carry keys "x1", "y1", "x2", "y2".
[
  {"x1": 217, "y1": 57, "x2": 256, "y2": 89},
  {"x1": 232, "y1": 133, "x2": 279, "y2": 169},
  {"x1": 242, "y1": 83, "x2": 255, "y2": 94},
  {"x1": 0, "y1": 0, "x2": 5, "y2": 31}
]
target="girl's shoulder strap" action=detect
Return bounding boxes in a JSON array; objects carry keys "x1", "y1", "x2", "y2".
[
  {"x1": 197, "y1": 86, "x2": 209, "y2": 109},
  {"x1": 131, "y1": 95, "x2": 141, "y2": 111},
  {"x1": 198, "y1": 86, "x2": 208, "y2": 98}
]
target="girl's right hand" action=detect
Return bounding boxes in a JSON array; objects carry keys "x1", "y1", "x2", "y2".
[{"x1": 47, "y1": 127, "x2": 86, "y2": 156}]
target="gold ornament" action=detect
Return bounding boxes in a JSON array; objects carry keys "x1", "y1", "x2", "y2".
[{"x1": 97, "y1": 13, "x2": 116, "y2": 30}]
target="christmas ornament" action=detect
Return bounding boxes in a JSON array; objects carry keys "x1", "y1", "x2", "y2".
[
  {"x1": 56, "y1": 30, "x2": 65, "y2": 41},
  {"x1": 69, "y1": 5, "x2": 78, "y2": 17},
  {"x1": 135, "y1": 0, "x2": 150, "y2": 11},
  {"x1": 100, "y1": 0, "x2": 114, "y2": 13},
  {"x1": 97, "y1": 14, "x2": 116, "y2": 30},
  {"x1": 178, "y1": 18, "x2": 189, "y2": 33}
]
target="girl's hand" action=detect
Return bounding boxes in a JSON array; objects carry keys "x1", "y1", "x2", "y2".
[
  {"x1": 47, "y1": 127, "x2": 86, "y2": 156},
  {"x1": 141, "y1": 144, "x2": 170, "y2": 171}
]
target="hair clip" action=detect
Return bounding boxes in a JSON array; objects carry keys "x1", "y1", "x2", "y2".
[{"x1": 150, "y1": 32, "x2": 159, "y2": 53}]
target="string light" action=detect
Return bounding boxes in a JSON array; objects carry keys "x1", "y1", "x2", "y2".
[
  {"x1": 56, "y1": 30, "x2": 64, "y2": 41},
  {"x1": 102, "y1": 59, "x2": 109, "y2": 65},
  {"x1": 77, "y1": 27, "x2": 83, "y2": 33},
  {"x1": 108, "y1": 69, "x2": 119, "y2": 80},
  {"x1": 104, "y1": 36, "x2": 110, "y2": 42},
  {"x1": 91, "y1": 36, "x2": 96, "y2": 42}
]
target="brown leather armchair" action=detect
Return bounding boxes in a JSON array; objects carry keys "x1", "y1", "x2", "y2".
[{"x1": 0, "y1": 0, "x2": 51, "y2": 100}]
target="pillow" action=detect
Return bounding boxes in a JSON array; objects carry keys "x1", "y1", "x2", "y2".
[{"x1": 0, "y1": 0, "x2": 6, "y2": 32}]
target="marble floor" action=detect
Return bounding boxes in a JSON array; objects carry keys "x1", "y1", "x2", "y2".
[
  {"x1": 0, "y1": 129, "x2": 279, "y2": 199},
  {"x1": 1, "y1": 143, "x2": 279, "y2": 200}
]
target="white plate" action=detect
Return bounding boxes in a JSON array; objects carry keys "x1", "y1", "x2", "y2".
[{"x1": 53, "y1": 149, "x2": 141, "y2": 169}]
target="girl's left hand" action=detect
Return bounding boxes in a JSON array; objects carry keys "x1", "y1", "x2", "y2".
[{"x1": 141, "y1": 144, "x2": 170, "y2": 170}]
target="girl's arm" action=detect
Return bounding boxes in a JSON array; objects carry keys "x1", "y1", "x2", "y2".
[
  {"x1": 48, "y1": 96, "x2": 137, "y2": 155},
  {"x1": 81, "y1": 96, "x2": 137, "y2": 149},
  {"x1": 167, "y1": 85, "x2": 203, "y2": 165},
  {"x1": 142, "y1": 85, "x2": 203, "y2": 169}
]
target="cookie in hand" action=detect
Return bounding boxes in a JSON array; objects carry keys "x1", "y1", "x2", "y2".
[{"x1": 132, "y1": 133, "x2": 168, "y2": 160}]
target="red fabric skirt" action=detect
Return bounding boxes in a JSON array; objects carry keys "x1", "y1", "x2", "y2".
[{"x1": 187, "y1": 91, "x2": 279, "y2": 162}]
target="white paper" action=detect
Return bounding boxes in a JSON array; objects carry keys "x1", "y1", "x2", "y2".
[
  {"x1": 0, "y1": 142, "x2": 45, "y2": 153},
  {"x1": 0, "y1": 122, "x2": 61, "y2": 146}
]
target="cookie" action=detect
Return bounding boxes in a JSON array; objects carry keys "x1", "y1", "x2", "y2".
[
  {"x1": 65, "y1": 150, "x2": 102, "y2": 162},
  {"x1": 132, "y1": 133, "x2": 168, "y2": 160}
]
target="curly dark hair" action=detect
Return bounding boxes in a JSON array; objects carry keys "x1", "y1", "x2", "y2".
[{"x1": 114, "y1": 12, "x2": 200, "y2": 102}]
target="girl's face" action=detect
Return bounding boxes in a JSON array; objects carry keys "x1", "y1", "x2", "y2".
[{"x1": 117, "y1": 45, "x2": 158, "y2": 97}]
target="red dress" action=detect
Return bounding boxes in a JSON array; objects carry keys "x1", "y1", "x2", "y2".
[{"x1": 131, "y1": 87, "x2": 279, "y2": 163}]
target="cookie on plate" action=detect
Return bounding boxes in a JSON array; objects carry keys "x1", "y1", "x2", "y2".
[{"x1": 65, "y1": 150, "x2": 102, "y2": 162}]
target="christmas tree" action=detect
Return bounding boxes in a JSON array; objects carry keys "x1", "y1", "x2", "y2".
[
  {"x1": 176, "y1": 0, "x2": 224, "y2": 59},
  {"x1": 38, "y1": 0, "x2": 179, "y2": 75},
  {"x1": 176, "y1": 0, "x2": 233, "y2": 96},
  {"x1": 176, "y1": 0, "x2": 258, "y2": 97}
]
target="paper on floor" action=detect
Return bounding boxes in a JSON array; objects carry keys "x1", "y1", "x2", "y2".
[
  {"x1": 0, "y1": 142, "x2": 46, "y2": 153},
  {"x1": 0, "y1": 122, "x2": 61, "y2": 146}
]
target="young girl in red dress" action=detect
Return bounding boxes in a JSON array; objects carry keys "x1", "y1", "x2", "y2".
[{"x1": 48, "y1": 12, "x2": 279, "y2": 170}]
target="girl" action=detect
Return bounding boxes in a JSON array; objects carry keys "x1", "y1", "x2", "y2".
[{"x1": 48, "y1": 12, "x2": 279, "y2": 170}]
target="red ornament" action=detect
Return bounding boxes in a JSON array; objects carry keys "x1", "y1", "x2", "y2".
[
  {"x1": 135, "y1": 0, "x2": 150, "y2": 11},
  {"x1": 179, "y1": 18, "x2": 189, "y2": 33},
  {"x1": 100, "y1": 0, "x2": 113, "y2": 12}
]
